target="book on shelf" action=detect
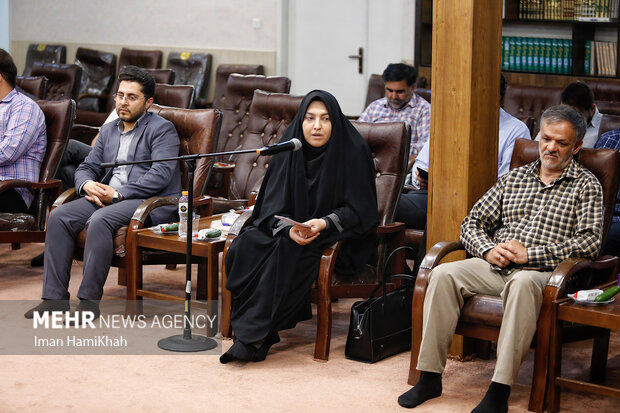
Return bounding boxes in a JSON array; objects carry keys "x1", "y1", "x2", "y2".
[
  {"x1": 516, "y1": 0, "x2": 618, "y2": 21},
  {"x1": 585, "y1": 40, "x2": 618, "y2": 76},
  {"x1": 501, "y1": 36, "x2": 572, "y2": 73}
]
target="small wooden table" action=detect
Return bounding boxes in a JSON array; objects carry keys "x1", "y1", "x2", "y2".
[
  {"x1": 548, "y1": 285, "x2": 620, "y2": 412},
  {"x1": 126, "y1": 214, "x2": 227, "y2": 302}
]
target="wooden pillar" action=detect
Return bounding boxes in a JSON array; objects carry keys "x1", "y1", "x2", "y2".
[{"x1": 426, "y1": 0, "x2": 502, "y2": 356}]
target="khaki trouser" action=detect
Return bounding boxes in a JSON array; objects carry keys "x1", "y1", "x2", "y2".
[{"x1": 416, "y1": 257, "x2": 551, "y2": 386}]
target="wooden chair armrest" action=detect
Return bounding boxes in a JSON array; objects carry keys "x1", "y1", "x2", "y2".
[
  {"x1": 248, "y1": 191, "x2": 258, "y2": 207},
  {"x1": 546, "y1": 255, "x2": 620, "y2": 297},
  {"x1": 227, "y1": 209, "x2": 253, "y2": 238},
  {"x1": 212, "y1": 198, "x2": 247, "y2": 214},
  {"x1": 194, "y1": 195, "x2": 213, "y2": 217},
  {"x1": 415, "y1": 240, "x2": 464, "y2": 291},
  {"x1": 129, "y1": 196, "x2": 178, "y2": 226},
  {"x1": 377, "y1": 222, "x2": 405, "y2": 234},
  {"x1": 52, "y1": 188, "x2": 78, "y2": 209},
  {"x1": 0, "y1": 179, "x2": 36, "y2": 192},
  {"x1": 317, "y1": 241, "x2": 344, "y2": 291}
]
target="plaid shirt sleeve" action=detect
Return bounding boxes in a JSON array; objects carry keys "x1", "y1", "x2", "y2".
[
  {"x1": 526, "y1": 176, "x2": 603, "y2": 267},
  {"x1": 459, "y1": 176, "x2": 506, "y2": 257},
  {"x1": 0, "y1": 99, "x2": 39, "y2": 166},
  {"x1": 410, "y1": 102, "x2": 431, "y2": 157}
]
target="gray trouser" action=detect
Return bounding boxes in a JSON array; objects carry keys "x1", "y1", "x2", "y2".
[
  {"x1": 416, "y1": 257, "x2": 551, "y2": 386},
  {"x1": 42, "y1": 197, "x2": 144, "y2": 300}
]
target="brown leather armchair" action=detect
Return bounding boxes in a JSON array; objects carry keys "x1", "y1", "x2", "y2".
[
  {"x1": 30, "y1": 63, "x2": 82, "y2": 102},
  {"x1": 206, "y1": 64, "x2": 265, "y2": 110},
  {"x1": 584, "y1": 78, "x2": 620, "y2": 102},
  {"x1": 166, "y1": 52, "x2": 212, "y2": 107},
  {"x1": 74, "y1": 47, "x2": 117, "y2": 112},
  {"x1": 365, "y1": 73, "x2": 385, "y2": 108},
  {"x1": 16, "y1": 76, "x2": 48, "y2": 99},
  {"x1": 503, "y1": 84, "x2": 562, "y2": 136},
  {"x1": 0, "y1": 99, "x2": 75, "y2": 245},
  {"x1": 206, "y1": 75, "x2": 291, "y2": 200},
  {"x1": 406, "y1": 138, "x2": 620, "y2": 412},
  {"x1": 53, "y1": 105, "x2": 221, "y2": 289},
  {"x1": 22, "y1": 44, "x2": 66, "y2": 76},
  {"x1": 221, "y1": 120, "x2": 411, "y2": 362},
  {"x1": 153, "y1": 83, "x2": 194, "y2": 109},
  {"x1": 598, "y1": 113, "x2": 620, "y2": 138},
  {"x1": 595, "y1": 100, "x2": 620, "y2": 116},
  {"x1": 117, "y1": 48, "x2": 162, "y2": 74}
]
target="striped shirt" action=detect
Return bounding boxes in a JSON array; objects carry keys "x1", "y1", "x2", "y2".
[
  {"x1": 0, "y1": 89, "x2": 47, "y2": 208},
  {"x1": 358, "y1": 93, "x2": 430, "y2": 157},
  {"x1": 594, "y1": 128, "x2": 620, "y2": 223},
  {"x1": 460, "y1": 158, "x2": 603, "y2": 273}
]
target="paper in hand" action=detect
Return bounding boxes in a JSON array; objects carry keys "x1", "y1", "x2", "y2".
[{"x1": 274, "y1": 215, "x2": 313, "y2": 236}]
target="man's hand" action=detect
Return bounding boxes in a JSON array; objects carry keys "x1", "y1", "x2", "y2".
[
  {"x1": 83, "y1": 181, "x2": 116, "y2": 205},
  {"x1": 416, "y1": 170, "x2": 428, "y2": 189},
  {"x1": 483, "y1": 240, "x2": 528, "y2": 267}
]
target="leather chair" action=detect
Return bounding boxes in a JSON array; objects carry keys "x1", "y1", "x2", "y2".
[
  {"x1": 206, "y1": 75, "x2": 292, "y2": 199},
  {"x1": 208, "y1": 64, "x2": 265, "y2": 110},
  {"x1": 407, "y1": 138, "x2": 620, "y2": 412},
  {"x1": 584, "y1": 78, "x2": 620, "y2": 102},
  {"x1": 503, "y1": 84, "x2": 562, "y2": 136},
  {"x1": 30, "y1": 63, "x2": 82, "y2": 102},
  {"x1": 221, "y1": 120, "x2": 411, "y2": 362},
  {"x1": 595, "y1": 100, "x2": 620, "y2": 116},
  {"x1": 414, "y1": 88, "x2": 431, "y2": 103},
  {"x1": 153, "y1": 83, "x2": 194, "y2": 109},
  {"x1": 365, "y1": 73, "x2": 385, "y2": 108},
  {"x1": 16, "y1": 76, "x2": 48, "y2": 99},
  {"x1": 117, "y1": 48, "x2": 162, "y2": 74},
  {"x1": 0, "y1": 99, "x2": 75, "y2": 245},
  {"x1": 22, "y1": 44, "x2": 66, "y2": 76},
  {"x1": 516, "y1": 115, "x2": 536, "y2": 138},
  {"x1": 144, "y1": 68, "x2": 175, "y2": 85},
  {"x1": 598, "y1": 113, "x2": 620, "y2": 138},
  {"x1": 53, "y1": 104, "x2": 221, "y2": 289},
  {"x1": 74, "y1": 47, "x2": 117, "y2": 112},
  {"x1": 166, "y1": 52, "x2": 212, "y2": 107}
]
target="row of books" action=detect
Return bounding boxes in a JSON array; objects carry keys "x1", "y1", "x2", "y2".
[
  {"x1": 585, "y1": 40, "x2": 618, "y2": 75},
  {"x1": 501, "y1": 37, "x2": 573, "y2": 73},
  {"x1": 517, "y1": 0, "x2": 619, "y2": 21}
]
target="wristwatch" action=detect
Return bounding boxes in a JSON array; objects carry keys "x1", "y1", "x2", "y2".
[{"x1": 112, "y1": 191, "x2": 122, "y2": 203}]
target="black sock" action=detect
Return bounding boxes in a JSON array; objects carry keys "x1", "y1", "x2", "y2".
[
  {"x1": 397, "y1": 371, "x2": 442, "y2": 408},
  {"x1": 471, "y1": 382, "x2": 510, "y2": 413}
]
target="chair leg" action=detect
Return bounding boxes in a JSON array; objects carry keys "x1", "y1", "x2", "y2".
[
  {"x1": 117, "y1": 267, "x2": 127, "y2": 286},
  {"x1": 165, "y1": 263, "x2": 177, "y2": 270},
  {"x1": 220, "y1": 260, "x2": 232, "y2": 338},
  {"x1": 314, "y1": 286, "x2": 332, "y2": 362},
  {"x1": 11, "y1": 242, "x2": 20, "y2": 250},
  {"x1": 589, "y1": 330, "x2": 610, "y2": 383}
]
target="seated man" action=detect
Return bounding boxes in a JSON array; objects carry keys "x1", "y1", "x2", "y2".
[
  {"x1": 535, "y1": 81, "x2": 601, "y2": 148},
  {"x1": 398, "y1": 104, "x2": 602, "y2": 412},
  {"x1": 595, "y1": 128, "x2": 620, "y2": 255},
  {"x1": 25, "y1": 66, "x2": 182, "y2": 318},
  {"x1": 358, "y1": 63, "x2": 430, "y2": 159},
  {"x1": 0, "y1": 48, "x2": 46, "y2": 213},
  {"x1": 395, "y1": 74, "x2": 530, "y2": 231}
]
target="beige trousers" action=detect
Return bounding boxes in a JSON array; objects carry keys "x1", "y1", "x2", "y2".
[{"x1": 416, "y1": 257, "x2": 551, "y2": 386}]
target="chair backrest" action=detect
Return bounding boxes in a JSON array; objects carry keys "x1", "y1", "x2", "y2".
[
  {"x1": 503, "y1": 84, "x2": 563, "y2": 136},
  {"x1": 516, "y1": 115, "x2": 536, "y2": 137},
  {"x1": 227, "y1": 90, "x2": 303, "y2": 200},
  {"x1": 148, "y1": 104, "x2": 221, "y2": 196},
  {"x1": 118, "y1": 48, "x2": 162, "y2": 74},
  {"x1": 144, "y1": 68, "x2": 175, "y2": 85},
  {"x1": 212, "y1": 64, "x2": 265, "y2": 110},
  {"x1": 351, "y1": 121, "x2": 411, "y2": 226},
  {"x1": 16, "y1": 76, "x2": 48, "y2": 99},
  {"x1": 509, "y1": 138, "x2": 620, "y2": 250},
  {"x1": 34, "y1": 99, "x2": 75, "y2": 226},
  {"x1": 30, "y1": 63, "x2": 82, "y2": 101},
  {"x1": 217, "y1": 74, "x2": 291, "y2": 155},
  {"x1": 75, "y1": 47, "x2": 117, "y2": 111},
  {"x1": 414, "y1": 87, "x2": 431, "y2": 103},
  {"x1": 23, "y1": 44, "x2": 66, "y2": 76},
  {"x1": 166, "y1": 52, "x2": 212, "y2": 104},
  {"x1": 598, "y1": 113, "x2": 620, "y2": 138},
  {"x1": 365, "y1": 73, "x2": 384, "y2": 108},
  {"x1": 595, "y1": 100, "x2": 620, "y2": 116},
  {"x1": 153, "y1": 83, "x2": 194, "y2": 109},
  {"x1": 584, "y1": 78, "x2": 620, "y2": 102}
]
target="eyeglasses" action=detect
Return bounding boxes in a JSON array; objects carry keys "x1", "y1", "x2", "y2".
[{"x1": 113, "y1": 92, "x2": 146, "y2": 103}]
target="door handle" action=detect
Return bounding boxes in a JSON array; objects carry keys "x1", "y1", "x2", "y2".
[{"x1": 348, "y1": 47, "x2": 364, "y2": 74}]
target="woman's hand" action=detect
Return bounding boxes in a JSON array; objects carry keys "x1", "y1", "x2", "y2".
[{"x1": 288, "y1": 218, "x2": 326, "y2": 245}]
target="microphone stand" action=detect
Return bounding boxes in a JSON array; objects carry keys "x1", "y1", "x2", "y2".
[{"x1": 102, "y1": 146, "x2": 283, "y2": 353}]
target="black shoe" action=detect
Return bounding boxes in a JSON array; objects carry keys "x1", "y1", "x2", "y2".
[
  {"x1": 69, "y1": 300, "x2": 100, "y2": 326},
  {"x1": 220, "y1": 340, "x2": 256, "y2": 364},
  {"x1": 30, "y1": 252, "x2": 44, "y2": 267},
  {"x1": 253, "y1": 332, "x2": 280, "y2": 362},
  {"x1": 24, "y1": 300, "x2": 69, "y2": 319}
]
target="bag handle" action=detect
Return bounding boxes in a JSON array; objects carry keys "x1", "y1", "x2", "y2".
[{"x1": 367, "y1": 245, "x2": 417, "y2": 300}]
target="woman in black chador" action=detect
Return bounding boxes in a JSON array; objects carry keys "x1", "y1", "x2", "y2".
[{"x1": 221, "y1": 90, "x2": 379, "y2": 363}]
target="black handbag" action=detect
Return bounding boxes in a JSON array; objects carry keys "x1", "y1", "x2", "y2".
[{"x1": 345, "y1": 246, "x2": 416, "y2": 363}]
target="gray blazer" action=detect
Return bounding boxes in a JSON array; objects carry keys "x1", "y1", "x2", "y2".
[{"x1": 74, "y1": 111, "x2": 182, "y2": 224}]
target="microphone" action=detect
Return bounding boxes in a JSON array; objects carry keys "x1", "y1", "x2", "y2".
[{"x1": 256, "y1": 138, "x2": 302, "y2": 156}]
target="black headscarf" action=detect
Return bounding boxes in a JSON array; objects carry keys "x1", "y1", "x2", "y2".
[{"x1": 249, "y1": 90, "x2": 378, "y2": 248}]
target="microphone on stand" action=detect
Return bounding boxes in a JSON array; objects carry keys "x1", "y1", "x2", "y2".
[{"x1": 256, "y1": 138, "x2": 302, "y2": 156}]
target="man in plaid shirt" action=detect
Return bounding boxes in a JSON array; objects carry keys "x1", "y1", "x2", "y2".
[
  {"x1": 0, "y1": 49, "x2": 46, "y2": 213},
  {"x1": 398, "y1": 105, "x2": 603, "y2": 413},
  {"x1": 358, "y1": 63, "x2": 430, "y2": 158}
]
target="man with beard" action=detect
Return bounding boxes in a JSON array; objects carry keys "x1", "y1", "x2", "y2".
[
  {"x1": 398, "y1": 105, "x2": 603, "y2": 413},
  {"x1": 358, "y1": 63, "x2": 430, "y2": 159},
  {"x1": 25, "y1": 66, "x2": 181, "y2": 318}
]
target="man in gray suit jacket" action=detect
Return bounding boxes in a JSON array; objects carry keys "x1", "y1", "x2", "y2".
[{"x1": 25, "y1": 67, "x2": 182, "y2": 318}]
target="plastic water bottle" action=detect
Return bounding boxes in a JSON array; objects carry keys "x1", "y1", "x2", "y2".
[{"x1": 178, "y1": 190, "x2": 189, "y2": 238}]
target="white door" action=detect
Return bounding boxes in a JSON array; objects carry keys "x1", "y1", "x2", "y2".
[{"x1": 287, "y1": 0, "x2": 369, "y2": 116}]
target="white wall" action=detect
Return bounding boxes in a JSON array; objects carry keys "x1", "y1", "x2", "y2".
[{"x1": 0, "y1": 0, "x2": 8, "y2": 51}]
